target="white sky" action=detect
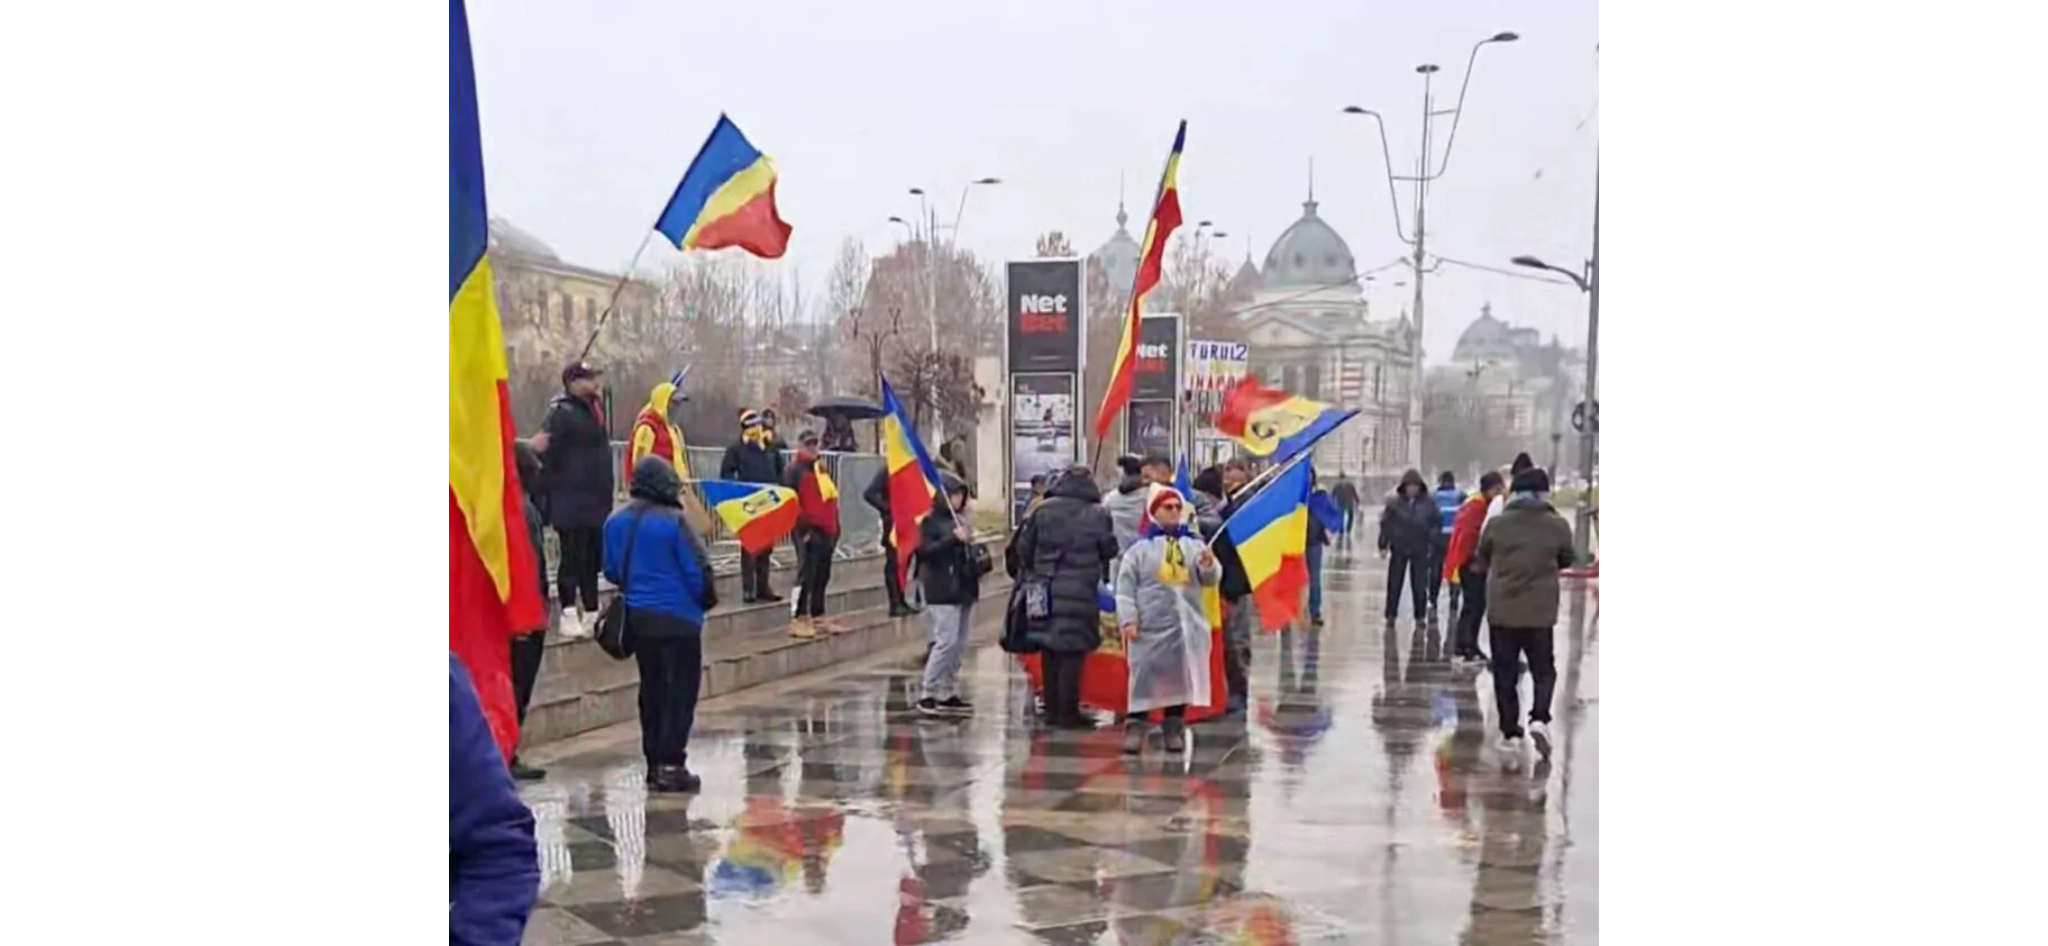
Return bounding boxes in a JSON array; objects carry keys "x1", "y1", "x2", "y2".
[{"x1": 468, "y1": 0, "x2": 1597, "y2": 362}]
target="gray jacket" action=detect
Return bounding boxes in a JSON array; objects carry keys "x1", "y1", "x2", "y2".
[{"x1": 1102, "y1": 475, "x2": 1150, "y2": 553}]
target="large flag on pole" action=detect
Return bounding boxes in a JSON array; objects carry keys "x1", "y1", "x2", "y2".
[
  {"x1": 1213, "y1": 376, "x2": 1359, "y2": 473},
  {"x1": 1093, "y1": 120, "x2": 1186, "y2": 439},
  {"x1": 449, "y1": 0, "x2": 544, "y2": 761},
  {"x1": 879, "y1": 378, "x2": 944, "y2": 590},
  {"x1": 654, "y1": 115, "x2": 793, "y2": 259}
]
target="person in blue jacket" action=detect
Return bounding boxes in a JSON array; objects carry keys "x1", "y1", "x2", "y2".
[
  {"x1": 1430, "y1": 471, "x2": 1464, "y2": 616},
  {"x1": 449, "y1": 654, "x2": 538, "y2": 945},
  {"x1": 604, "y1": 455, "x2": 716, "y2": 793}
]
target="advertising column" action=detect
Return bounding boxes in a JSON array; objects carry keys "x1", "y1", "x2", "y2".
[
  {"x1": 1124, "y1": 312, "x2": 1183, "y2": 460},
  {"x1": 1005, "y1": 259, "x2": 1085, "y2": 526}
]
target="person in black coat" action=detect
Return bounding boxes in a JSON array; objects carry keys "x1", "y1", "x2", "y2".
[
  {"x1": 536, "y1": 360, "x2": 615, "y2": 639},
  {"x1": 1011, "y1": 465, "x2": 1118, "y2": 728},
  {"x1": 865, "y1": 466, "x2": 914, "y2": 616},
  {"x1": 506, "y1": 440, "x2": 552, "y2": 782},
  {"x1": 1378, "y1": 468, "x2": 1439, "y2": 625},
  {"x1": 719, "y1": 410, "x2": 784, "y2": 603},
  {"x1": 914, "y1": 473, "x2": 990, "y2": 715}
]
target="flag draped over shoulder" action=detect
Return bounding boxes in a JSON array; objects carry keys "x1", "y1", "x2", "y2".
[
  {"x1": 1221, "y1": 460, "x2": 1313, "y2": 631},
  {"x1": 654, "y1": 115, "x2": 792, "y2": 259},
  {"x1": 879, "y1": 379, "x2": 943, "y2": 589},
  {"x1": 1213, "y1": 376, "x2": 1358, "y2": 472},
  {"x1": 1094, "y1": 120, "x2": 1185, "y2": 439},
  {"x1": 701, "y1": 480, "x2": 800, "y2": 555},
  {"x1": 449, "y1": 0, "x2": 543, "y2": 761}
]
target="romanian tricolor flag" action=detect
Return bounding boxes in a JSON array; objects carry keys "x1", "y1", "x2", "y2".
[
  {"x1": 700, "y1": 480, "x2": 800, "y2": 555},
  {"x1": 1093, "y1": 120, "x2": 1185, "y2": 439},
  {"x1": 1220, "y1": 459, "x2": 1313, "y2": 632},
  {"x1": 450, "y1": 0, "x2": 544, "y2": 760},
  {"x1": 654, "y1": 115, "x2": 792, "y2": 259},
  {"x1": 879, "y1": 378, "x2": 943, "y2": 590},
  {"x1": 1214, "y1": 376, "x2": 1359, "y2": 472}
]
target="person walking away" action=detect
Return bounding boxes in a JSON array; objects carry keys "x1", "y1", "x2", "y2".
[
  {"x1": 450, "y1": 654, "x2": 539, "y2": 945},
  {"x1": 785, "y1": 430, "x2": 842, "y2": 638},
  {"x1": 1114, "y1": 486, "x2": 1221, "y2": 753},
  {"x1": 535, "y1": 360, "x2": 614, "y2": 640},
  {"x1": 603, "y1": 456, "x2": 717, "y2": 792},
  {"x1": 1014, "y1": 464, "x2": 1119, "y2": 729},
  {"x1": 1330, "y1": 471, "x2": 1362, "y2": 551},
  {"x1": 1472, "y1": 467, "x2": 1575, "y2": 761},
  {"x1": 1212, "y1": 459, "x2": 1259, "y2": 713},
  {"x1": 1378, "y1": 469, "x2": 1437, "y2": 626},
  {"x1": 506, "y1": 441, "x2": 552, "y2": 781},
  {"x1": 1432, "y1": 471, "x2": 1463, "y2": 615},
  {"x1": 720, "y1": 410, "x2": 784, "y2": 603},
  {"x1": 1443, "y1": 471, "x2": 1505, "y2": 666},
  {"x1": 864, "y1": 465, "x2": 916, "y2": 617},
  {"x1": 1306, "y1": 478, "x2": 1343, "y2": 628},
  {"x1": 1102, "y1": 453, "x2": 1151, "y2": 553},
  {"x1": 1486, "y1": 453, "x2": 1536, "y2": 532},
  {"x1": 916, "y1": 473, "x2": 991, "y2": 716}
]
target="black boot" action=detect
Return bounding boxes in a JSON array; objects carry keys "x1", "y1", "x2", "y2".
[
  {"x1": 509, "y1": 756, "x2": 546, "y2": 782},
  {"x1": 650, "y1": 764, "x2": 701, "y2": 794}
]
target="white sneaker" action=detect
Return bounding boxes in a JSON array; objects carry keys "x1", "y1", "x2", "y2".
[
  {"x1": 1496, "y1": 735, "x2": 1526, "y2": 764},
  {"x1": 560, "y1": 607, "x2": 590, "y2": 640},
  {"x1": 1528, "y1": 721, "x2": 1553, "y2": 760}
]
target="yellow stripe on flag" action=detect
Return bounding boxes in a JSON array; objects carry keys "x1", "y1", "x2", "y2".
[{"x1": 450, "y1": 256, "x2": 514, "y2": 600}]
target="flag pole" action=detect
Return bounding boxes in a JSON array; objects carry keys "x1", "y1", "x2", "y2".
[{"x1": 577, "y1": 230, "x2": 659, "y2": 361}]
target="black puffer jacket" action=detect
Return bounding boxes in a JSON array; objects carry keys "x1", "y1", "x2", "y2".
[
  {"x1": 916, "y1": 498, "x2": 989, "y2": 606},
  {"x1": 1012, "y1": 474, "x2": 1117, "y2": 654},
  {"x1": 1378, "y1": 469, "x2": 1439, "y2": 556},
  {"x1": 539, "y1": 392, "x2": 615, "y2": 529}
]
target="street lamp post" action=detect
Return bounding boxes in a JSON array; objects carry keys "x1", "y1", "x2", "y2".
[
  {"x1": 904, "y1": 178, "x2": 1000, "y2": 443},
  {"x1": 1511, "y1": 178, "x2": 1599, "y2": 558},
  {"x1": 1343, "y1": 31, "x2": 1519, "y2": 474}
]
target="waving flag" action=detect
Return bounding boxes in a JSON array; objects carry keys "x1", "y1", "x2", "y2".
[
  {"x1": 701, "y1": 481, "x2": 800, "y2": 554},
  {"x1": 1221, "y1": 459, "x2": 1313, "y2": 631},
  {"x1": 449, "y1": 0, "x2": 543, "y2": 760},
  {"x1": 1214, "y1": 376, "x2": 1358, "y2": 471},
  {"x1": 1094, "y1": 120, "x2": 1185, "y2": 439},
  {"x1": 879, "y1": 378, "x2": 943, "y2": 589},
  {"x1": 654, "y1": 115, "x2": 792, "y2": 259}
]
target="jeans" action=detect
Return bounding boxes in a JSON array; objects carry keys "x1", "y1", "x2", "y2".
[
  {"x1": 1489, "y1": 625, "x2": 1557, "y2": 739},
  {"x1": 793, "y1": 528, "x2": 836, "y2": 618},
  {"x1": 1454, "y1": 571, "x2": 1488, "y2": 658},
  {"x1": 554, "y1": 526, "x2": 602, "y2": 613},
  {"x1": 1306, "y1": 543, "x2": 1326, "y2": 619},
  {"x1": 632, "y1": 621, "x2": 704, "y2": 769},
  {"x1": 1384, "y1": 551, "x2": 1429, "y2": 620},
  {"x1": 922, "y1": 603, "x2": 972, "y2": 700}
]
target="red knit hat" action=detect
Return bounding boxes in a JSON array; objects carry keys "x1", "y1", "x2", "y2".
[{"x1": 1146, "y1": 485, "x2": 1186, "y2": 518}]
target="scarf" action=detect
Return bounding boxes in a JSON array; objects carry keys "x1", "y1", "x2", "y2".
[{"x1": 1152, "y1": 527, "x2": 1192, "y2": 586}]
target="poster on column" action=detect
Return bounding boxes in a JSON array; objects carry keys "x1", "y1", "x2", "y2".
[
  {"x1": 1005, "y1": 258, "x2": 1086, "y2": 526},
  {"x1": 1186, "y1": 338, "x2": 1250, "y2": 437},
  {"x1": 1124, "y1": 313, "x2": 1182, "y2": 457}
]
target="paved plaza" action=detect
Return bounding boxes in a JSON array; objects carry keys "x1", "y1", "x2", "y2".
[{"x1": 514, "y1": 550, "x2": 1599, "y2": 945}]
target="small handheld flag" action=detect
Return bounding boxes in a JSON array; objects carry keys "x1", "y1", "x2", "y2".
[
  {"x1": 1213, "y1": 377, "x2": 1358, "y2": 472},
  {"x1": 700, "y1": 481, "x2": 800, "y2": 555},
  {"x1": 654, "y1": 115, "x2": 792, "y2": 259},
  {"x1": 1220, "y1": 459, "x2": 1313, "y2": 631}
]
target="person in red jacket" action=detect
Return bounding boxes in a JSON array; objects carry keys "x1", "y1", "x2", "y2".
[
  {"x1": 1443, "y1": 470, "x2": 1505, "y2": 666},
  {"x1": 784, "y1": 429, "x2": 842, "y2": 638}
]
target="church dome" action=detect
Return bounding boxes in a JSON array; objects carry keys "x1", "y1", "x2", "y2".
[
  {"x1": 1261, "y1": 199, "x2": 1358, "y2": 289},
  {"x1": 1092, "y1": 202, "x2": 1140, "y2": 292},
  {"x1": 488, "y1": 217, "x2": 560, "y2": 263}
]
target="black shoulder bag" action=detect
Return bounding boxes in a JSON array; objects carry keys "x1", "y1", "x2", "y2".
[{"x1": 595, "y1": 507, "x2": 649, "y2": 661}]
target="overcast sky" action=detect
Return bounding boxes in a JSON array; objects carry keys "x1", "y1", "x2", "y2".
[{"x1": 468, "y1": 0, "x2": 1597, "y2": 362}]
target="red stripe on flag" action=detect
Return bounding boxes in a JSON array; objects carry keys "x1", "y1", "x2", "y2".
[
  {"x1": 886, "y1": 463, "x2": 929, "y2": 589},
  {"x1": 1251, "y1": 554, "x2": 1307, "y2": 632},
  {"x1": 451, "y1": 490, "x2": 521, "y2": 760}
]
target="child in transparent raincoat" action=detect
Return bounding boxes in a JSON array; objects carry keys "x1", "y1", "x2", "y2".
[{"x1": 1113, "y1": 485, "x2": 1221, "y2": 754}]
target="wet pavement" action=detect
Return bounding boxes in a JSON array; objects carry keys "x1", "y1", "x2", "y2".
[{"x1": 515, "y1": 549, "x2": 1598, "y2": 945}]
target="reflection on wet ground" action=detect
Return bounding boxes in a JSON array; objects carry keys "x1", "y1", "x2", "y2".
[{"x1": 518, "y1": 552, "x2": 1598, "y2": 944}]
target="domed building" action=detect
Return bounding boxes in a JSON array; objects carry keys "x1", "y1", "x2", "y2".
[
  {"x1": 1090, "y1": 199, "x2": 1141, "y2": 294},
  {"x1": 1235, "y1": 193, "x2": 1416, "y2": 476},
  {"x1": 1426, "y1": 302, "x2": 1586, "y2": 476}
]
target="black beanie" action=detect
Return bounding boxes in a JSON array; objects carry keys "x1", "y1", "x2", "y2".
[{"x1": 1510, "y1": 467, "x2": 1551, "y2": 494}]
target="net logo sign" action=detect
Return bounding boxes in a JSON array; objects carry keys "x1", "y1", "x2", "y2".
[
  {"x1": 1018, "y1": 293, "x2": 1069, "y2": 334},
  {"x1": 1134, "y1": 341, "x2": 1171, "y2": 373}
]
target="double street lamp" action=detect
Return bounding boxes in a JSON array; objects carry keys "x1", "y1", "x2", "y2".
[{"x1": 889, "y1": 177, "x2": 1001, "y2": 442}]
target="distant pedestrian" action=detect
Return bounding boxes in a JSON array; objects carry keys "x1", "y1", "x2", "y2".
[
  {"x1": 1115, "y1": 485, "x2": 1221, "y2": 754},
  {"x1": 936, "y1": 436, "x2": 972, "y2": 483},
  {"x1": 1431, "y1": 471, "x2": 1463, "y2": 615},
  {"x1": 535, "y1": 360, "x2": 613, "y2": 640},
  {"x1": 1013, "y1": 463, "x2": 1119, "y2": 729},
  {"x1": 1486, "y1": 452, "x2": 1537, "y2": 531},
  {"x1": 1189, "y1": 465, "x2": 1226, "y2": 539},
  {"x1": 603, "y1": 456, "x2": 716, "y2": 792},
  {"x1": 1378, "y1": 469, "x2": 1437, "y2": 626},
  {"x1": 784, "y1": 430, "x2": 842, "y2": 638},
  {"x1": 916, "y1": 473, "x2": 990, "y2": 716},
  {"x1": 1212, "y1": 458, "x2": 1259, "y2": 713},
  {"x1": 1330, "y1": 471, "x2": 1362, "y2": 551},
  {"x1": 1443, "y1": 471, "x2": 1506, "y2": 666},
  {"x1": 507, "y1": 440, "x2": 551, "y2": 782},
  {"x1": 720, "y1": 410, "x2": 784, "y2": 604},
  {"x1": 449, "y1": 654, "x2": 539, "y2": 945},
  {"x1": 1473, "y1": 467, "x2": 1575, "y2": 761},
  {"x1": 820, "y1": 414, "x2": 859, "y2": 452},
  {"x1": 1102, "y1": 453, "x2": 1151, "y2": 553},
  {"x1": 1306, "y1": 476, "x2": 1343, "y2": 628},
  {"x1": 863, "y1": 465, "x2": 915, "y2": 617}
]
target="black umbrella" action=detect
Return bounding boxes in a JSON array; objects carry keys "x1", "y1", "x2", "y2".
[{"x1": 806, "y1": 395, "x2": 885, "y2": 421}]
